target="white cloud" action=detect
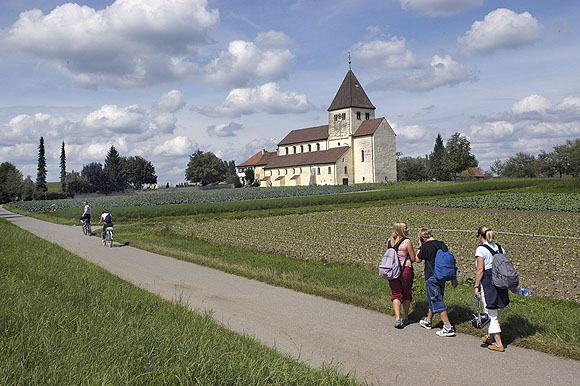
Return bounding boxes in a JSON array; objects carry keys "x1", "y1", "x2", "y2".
[
  {"x1": 1, "y1": 113, "x2": 70, "y2": 145},
  {"x1": 201, "y1": 82, "x2": 311, "y2": 118},
  {"x1": 459, "y1": 8, "x2": 542, "y2": 57},
  {"x1": 390, "y1": 122, "x2": 429, "y2": 141},
  {"x1": 401, "y1": 0, "x2": 482, "y2": 16},
  {"x1": 511, "y1": 94, "x2": 552, "y2": 115},
  {"x1": 81, "y1": 104, "x2": 146, "y2": 134},
  {"x1": 207, "y1": 122, "x2": 243, "y2": 137},
  {"x1": 1, "y1": 0, "x2": 219, "y2": 88},
  {"x1": 368, "y1": 55, "x2": 476, "y2": 92},
  {"x1": 153, "y1": 136, "x2": 195, "y2": 157},
  {"x1": 350, "y1": 37, "x2": 417, "y2": 70},
  {"x1": 203, "y1": 31, "x2": 295, "y2": 88},
  {"x1": 470, "y1": 121, "x2": 515, "y2": 139},
  {"x1": 154, "y1": 90, "x2": 186, "y2": 113}
]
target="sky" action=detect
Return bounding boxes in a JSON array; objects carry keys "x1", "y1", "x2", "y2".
[{"x1": 1, "y1": 0, "x2": 579, "y2": 185}]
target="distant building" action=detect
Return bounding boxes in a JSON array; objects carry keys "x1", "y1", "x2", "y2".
[
  {"x1": 455, "y1": 167, "x2": 485, "y2": 180},
  {"x1": 238, "y1": 70, "x2": 397, "y2": 186}
]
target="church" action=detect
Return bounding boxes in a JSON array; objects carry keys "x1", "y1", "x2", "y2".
[{"x1": 237, "y1": 69, "x2": 397, "y2": 186}]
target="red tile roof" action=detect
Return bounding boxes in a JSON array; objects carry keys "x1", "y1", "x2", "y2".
[
  {"x1": 278, "y1": 125, "x2": 329, "y2": 146},
  {"x1": 456, "y1": 167, "x2": 485, "y2": 178},
  {"x1": 353, "y1": 118, "x2": 384, "y2": 137},
  {"x1": 263, "y1": 146, "x2": 350, "y2": 169},
  {"x1": 238, "y1": 150, "x2": 266, "y2": 167},
  {"x1": 328, "y1": 70, "x2": 375, "y2": 111}
]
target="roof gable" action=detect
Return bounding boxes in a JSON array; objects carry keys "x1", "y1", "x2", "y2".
[
  {"x1": 238, "y1": 150, "x2": 265, "y2": 167},
  {"x1": 278, "y1": 125, "x2": 328, "y2": 146},
  {"x1": 328, "y1": 70, "x2": 375, "y2": 111},
  {"x1": 353, "y1": 118, "x2": 384, "y2": 137}
]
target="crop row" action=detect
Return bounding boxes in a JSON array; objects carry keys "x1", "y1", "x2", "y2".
[
  {"x1": 173, "y1": 206, "x2": 580, "y2": 301},
  {"x1": 413, "y1": 192, "x2": 580, "y2": 212},
  {"x1": 7, "y1": 185, "x2": 371, "y2": 212}
]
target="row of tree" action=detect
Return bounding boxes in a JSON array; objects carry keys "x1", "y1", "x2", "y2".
[
  {"x1": 67, "y1": 146, "x2": 157, "y2": 194},
  {"x1": 397, "y1": 133, "x2": 478, "y2": 181},
  {"x1": 490, "y1": 139, "x2": 580, "y2": 178}
]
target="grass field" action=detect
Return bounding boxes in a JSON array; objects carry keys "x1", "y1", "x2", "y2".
[{"x1": 0, "y1": 219, "x2": 358, "y2": 385}]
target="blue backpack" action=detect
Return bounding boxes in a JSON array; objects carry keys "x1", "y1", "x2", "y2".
[{"x1": 434, "y1": 248, "x2": 457, "y2": 281}]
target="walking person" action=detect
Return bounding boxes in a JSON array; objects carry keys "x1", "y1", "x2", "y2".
[
  {"x1": 387, "y1": 222, "x2": 416, "y2": 328},
  {"x1": 416, "y1": 228, "x2": 458, "y2": 337},
  {"x1": 475, "y1": 226, "x2": 509, "y2": 352}
]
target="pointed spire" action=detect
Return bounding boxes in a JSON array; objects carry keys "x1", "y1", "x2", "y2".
[{"x1": 328, "y1": 70, "x2": 375, "y2": 111}]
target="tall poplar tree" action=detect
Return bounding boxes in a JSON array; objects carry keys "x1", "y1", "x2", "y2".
[
  {"x1": 36, "y1": 136, "x2": 47, "y2": 192},
  {"x1": 104, "y1": 145, "x2": 125, "y2": 192},
  {"x1": 428, "y1": 134, "x2": 447, "y2": 181},
  {"x1": 60, "y1": 141, "x2": 66, "y2": 192}
]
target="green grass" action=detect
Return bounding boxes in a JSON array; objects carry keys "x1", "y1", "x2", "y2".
[
  {"x1": 0, "y1": 219, "x2": 359, "y2": 385},
  {"x1": 118, "y1": 225, "x2": 580, "y2": 361}
]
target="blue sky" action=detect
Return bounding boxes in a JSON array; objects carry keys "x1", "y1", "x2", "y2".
[{"x1": 1, "y1": 0, "x2": 579, "y2": 184}]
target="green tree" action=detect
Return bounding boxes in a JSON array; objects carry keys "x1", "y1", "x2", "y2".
[
  {"x1": 65, "y1": 171, "x2": 92, "y2": 194},
  {"x1": 398, "y1": 156, "x2": 429, "y2": 181},
  {"x1": 104, "y1": 145, "x2": 126, "y2": 192},
  {"x1": 185, "y1": 150, "x2": 227, "y2": 186},
  {"x1": 489, "y1": 159, "x2": 505, "y2": 177},
  {"x1": 22, "y1": 176, "x2": 34, "y2": 201},
  {"x1": 36, "y1": 136, "x2": 47, "y2": 193},
  {"x1": 443, "y1": 133, "x2": 478, "y2": 177},
  {"x1": 428, "y1": 134, "x2": 447, "y2": 181},
  {"x1": 244, "y1": 168, "x2": 255, "y2": 186},
  {"x1": 553, "y1": 139, "x2": 580, "y2": 178},
  {"x1": 502, "y1": 152, "x2": 537, "y2": 178},
  {"x1": 60, "y1": 141, "x2": 67, "y2": 192},
  {"x1": 0, "y1": 162, "x2": 24, "y2": 203},
  {"x1": 81, "y1": 162, "x2": 107, "y2": 193},
  {"x1": 123, "y1": 156, "x2": 157, "y2": 189}
]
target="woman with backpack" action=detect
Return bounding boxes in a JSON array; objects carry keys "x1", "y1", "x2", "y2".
[
  {"x1": 474, "y1": 226, "x2": 509, "y2": 352},
  {"x1": 99, "y1": 209, "x2": 114, "y2": 245},
  {"x1": 387, "y1": 222, "x2": 417, "y2": 328}
]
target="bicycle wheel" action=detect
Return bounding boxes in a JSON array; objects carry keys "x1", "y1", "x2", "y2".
[
  {"x1": 86, "y1": 223, "x2": 91, "y2": 236},
  {"x1": 82, "y1": 222, "x2": 88, "y2": 235},
  {"x1": 108, "y1": 231, "x2": 113, "y2": 248}
]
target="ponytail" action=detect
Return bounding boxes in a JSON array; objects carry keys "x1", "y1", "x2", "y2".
[{"x1": 477, "y1": 225, "x2": 495, "y2": 242}]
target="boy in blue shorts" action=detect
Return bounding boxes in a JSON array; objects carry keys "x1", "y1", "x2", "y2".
[{"x1": 416, "y1": 228, "x2": 458, "y2": 337}]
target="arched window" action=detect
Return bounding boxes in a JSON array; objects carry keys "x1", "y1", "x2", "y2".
[
  {"x1": 293, "y1": 146, "x2": 296, "y2": 153},
  {"x1": 361, "y1": 150, "x2": 365, "y2": 162},
  {"x1": 308, "y1": 144, "x2": 312, "y2": 152},
  {"x1": 317, "y1": 143, "x2": 320, "y2": 151},
  {"x1": 328, "y1": 166, "x2": 331, "y2": 174},
  {"x1": 356, "y1": 111, "x2": 361, "y2": 120},
  {"x1": 300, "y1": 145, "x2": 303, "y2": 152},
  {"x1": 344, "y1": 166, "x2": 348, "y2": 174},
  {"x1": 285, "y1": 147, "x2": 289, "y2": 155}
]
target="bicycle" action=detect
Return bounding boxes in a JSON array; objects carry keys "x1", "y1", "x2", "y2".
[
  {"x1": 104, "y1": 226, "x2": 114, "y2": 248},
  {"x1": 82, "y1": 219, "x2": 92, "y2": 236}
]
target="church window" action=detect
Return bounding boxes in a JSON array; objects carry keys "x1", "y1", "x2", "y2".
[
  {"x1": 292, "y1": 168, "x2": 295, "y2": 174},
  {"x1": 356, "y1": 111, "x2": 361, "y2": 120},
  {"x1": 334, "y1": 114, "x2": 338, "y2": 121},
  {"x1": 342, "y1": 113, "x2": 346, "y2": 120},
  {"x1": 308, "y1": 144, "x2": 311, "y2": 152},
  {"x1": 277, "y1": 170, "x2": 280, "y2": 175},
  {"x1": 317, "y1": 143, "x2": 320, "y2": 151},
  {"x1": 328, "y1": 166, "x2": 331, "y2": 174},
  {"x1": 365, "y1": 112, "x2": 370, "y2": 120},
  {"x1": 362, "y1": 176, "x2": 365, "y2": 181},
  {"x1": 317, "y1": 167, "x2": 321, "y2": 175},
  {"x1": 300, "y1": 145, "x2": 303, "y2": 152},
  {"x1": 344, "y1": 166, "x2": 348, "y2": 174},
  {"x1": 293, "y1": 146, "x2": 296, "y2": 153},
  {"x1": 285, "y1": 147, "x2": 288, "y2": 155},
  {"x1": 338, "y1": 142, "x2": 340, "y2": 146},
  {"x1": 361, "y1": 150, "x2": 365, "y2": 162}
]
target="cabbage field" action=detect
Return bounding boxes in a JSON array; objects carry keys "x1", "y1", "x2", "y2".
[
  {"x1": 8, "y1": 185, "x2": 372, "y2": 212},
  {"x1": 173, "y1": 205, "x2": 580, "y2": 301}
]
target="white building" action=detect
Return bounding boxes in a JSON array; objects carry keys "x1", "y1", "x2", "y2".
[{"x1": 238, "y1": 70, "x2": 397, "y2": 186}]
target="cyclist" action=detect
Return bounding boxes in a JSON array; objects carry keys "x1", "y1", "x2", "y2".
[
  {"x1": 79, "y1": 201, "x2": 91, "y2": 225},
  {"x1": 99, "y1": 209, "x2": 114, "y2": 245}
]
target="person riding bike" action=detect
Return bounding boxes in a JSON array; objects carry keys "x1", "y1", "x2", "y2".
[
  {"x1": 79, "y1": 201, "x2": 91, "y2": 225},
  {"x1": 99, "y1": 209, "x2": 114, "y2": 245}
]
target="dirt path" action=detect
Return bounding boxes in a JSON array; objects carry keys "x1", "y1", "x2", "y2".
[{"x1": 2, "y1": 206, "x2": 578, "y2": 386}]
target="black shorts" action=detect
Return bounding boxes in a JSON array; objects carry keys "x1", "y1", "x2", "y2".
[{"x1": 80, "y1": 214, "x2": 91, "y2": 222}]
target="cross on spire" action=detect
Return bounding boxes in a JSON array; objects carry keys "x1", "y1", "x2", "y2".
[{"x1": 348, "y1": 52, "x2": 352, "y2": 70}]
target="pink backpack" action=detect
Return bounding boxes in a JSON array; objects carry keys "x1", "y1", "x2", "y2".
[{"x1": 379, "y1": 238, "x2": 407, "y2": 280}]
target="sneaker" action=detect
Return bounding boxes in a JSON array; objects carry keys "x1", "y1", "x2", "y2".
[
  {"x1": 394, "y1": 319, "x2": 403, "y2": 329},
  {"x1": 482, "y1": 335, "x2": 494, "y2": 345},
  {"x1": 436, "y1": 325, "x2": 456, "y2": 337},
  {"x1": 488, "y1": 343, "x2": 505, "y2": 352},
  {"x1": 419, "y1": 318, "x2": 432, "y2": 330}
]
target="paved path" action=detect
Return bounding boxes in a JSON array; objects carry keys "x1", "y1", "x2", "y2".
[{"x1": 2, "y1": 206, "x2": 579, "y2": 386}]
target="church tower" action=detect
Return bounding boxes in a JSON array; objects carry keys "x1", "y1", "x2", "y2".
[{"x1": 327, "y1": 70, "x2": 375, "y2": 147}]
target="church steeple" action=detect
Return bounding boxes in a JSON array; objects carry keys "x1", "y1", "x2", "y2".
[{"x1": 328, "y1": 70, "x2": 375, "y2": 112}]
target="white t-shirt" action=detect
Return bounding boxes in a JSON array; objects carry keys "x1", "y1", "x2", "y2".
[
  {"x1": 84, "y1": 204, "x2": 91, "y2": 215},
  {"x1": 100, "y1": 212, "x2": 112, "y2": 223},
  {"x1": 475, "y1": 241, "x2": 504, "y2": 270}
]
